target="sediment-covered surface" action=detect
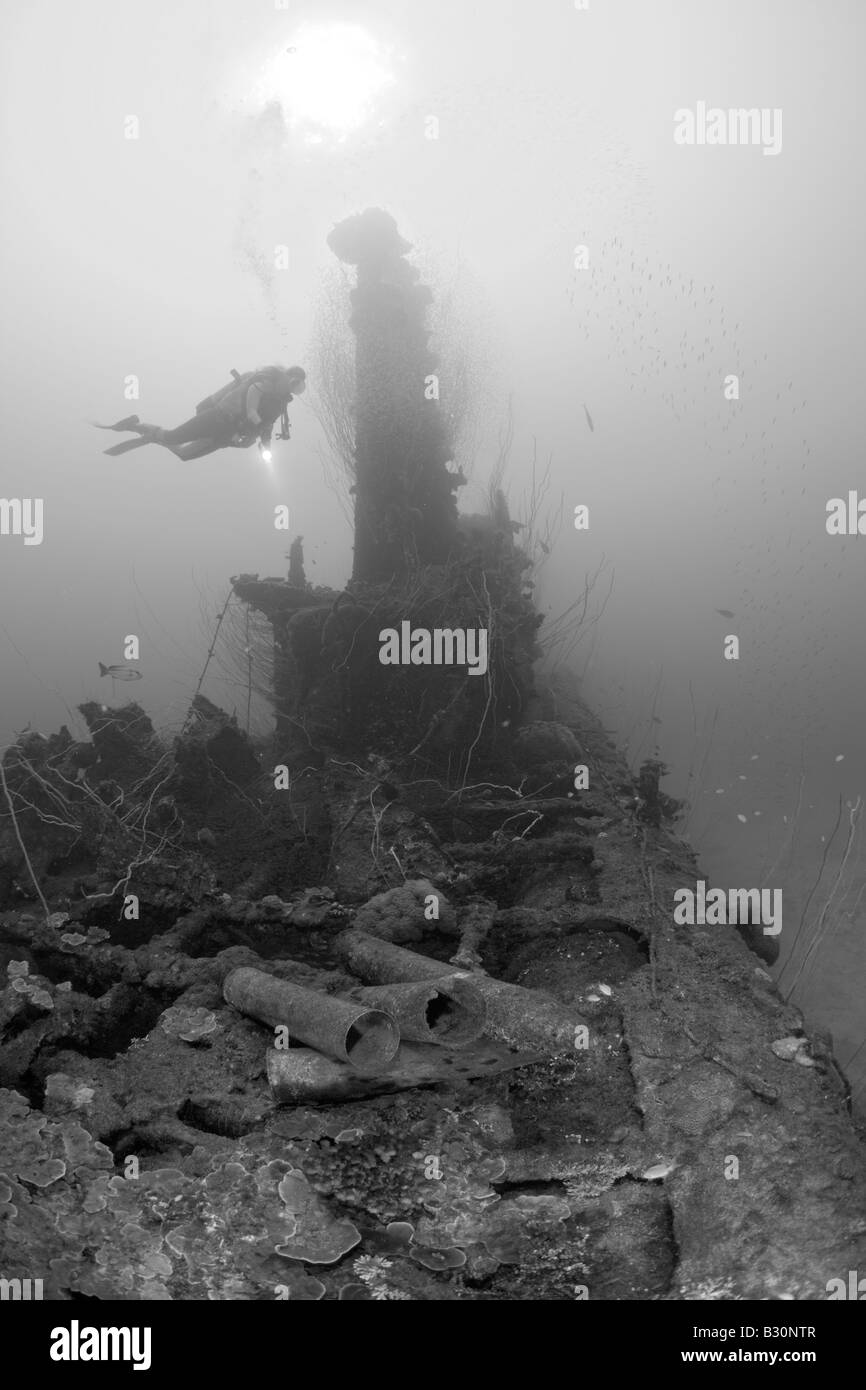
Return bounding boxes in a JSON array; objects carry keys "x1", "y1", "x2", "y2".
[{"x1": 1, "y1": 675, "x2": 863, "y2": 1300}]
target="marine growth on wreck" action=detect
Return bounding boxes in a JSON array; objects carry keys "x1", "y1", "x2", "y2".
[{"x1": 1, "y1": 2, "x2": 865, "y2": 1341}]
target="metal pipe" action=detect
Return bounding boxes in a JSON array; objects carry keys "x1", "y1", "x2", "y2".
[
  {"x1": 335, "y1": 930, "x2": 463, "y2": 985},
  {"x1": 223, "y1": 966, "x2": 399, "y2": 1074},
  {"x1": 335, "y1": 930, "x2": 587, "y2": 1055},
  {"x1": 348, "y1": 979, "x2": 486, "y2": 1046}
]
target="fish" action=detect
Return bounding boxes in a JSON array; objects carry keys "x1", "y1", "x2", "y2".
[
  {"x1": 98, "y1": 663, "x2": 142, "y2": 681},
  {"x1": 583, "y1": 404, "x2": 594, "y2": 432},
  {"x1": 714, "y1": 608, "x2": 735, "y2": 619}
]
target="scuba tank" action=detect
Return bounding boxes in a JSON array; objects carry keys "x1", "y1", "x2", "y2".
[
  {"x1": 196, "y1": 365, "x2": 303, "y2": 440},
  {"x1": 195, "y1": 369, "x2": 254, "y2": 416},
  {"x1": 196, "y1": 366, "x2": 299, "y2": 420}
]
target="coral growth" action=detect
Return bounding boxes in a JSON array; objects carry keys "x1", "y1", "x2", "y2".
[{"x1": 351, "y1": 879, "x2": 456, "y2": 943}]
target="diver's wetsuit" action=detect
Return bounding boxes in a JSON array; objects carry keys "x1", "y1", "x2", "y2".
[
  {"x1": 153, "y1": 408, "x2": 231, "y2": 446},
  {"x1": 158, "y1": 380, "x2": 287, "y2": 445},
  {"x1": 106, "y1": 408, "x2": 248, "y2": 460},
  {"x1": 99, "y1": 369, "x2": 304, "y2": 459},
  {"x1": 139, "y1": 406, "x2": 236, "y2": 453}
]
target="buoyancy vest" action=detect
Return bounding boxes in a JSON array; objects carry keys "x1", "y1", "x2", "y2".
[
  {"x1": 196, "y1": 368, "x2": 295, "y2": 423},
  {"x1": 196, "y1": 370, "x2": 255, "y2": 416}
]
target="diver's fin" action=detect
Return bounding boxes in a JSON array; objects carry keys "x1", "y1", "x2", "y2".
[
  {"x1": 93, "y1": 415, "x2": 141, "y2": 432},
  {"x1": 98, "y1": 662, "x2": 109, "y2": 676},
  {"x1": 103, "y1": 436, "x2": 152, "y2": 456}
]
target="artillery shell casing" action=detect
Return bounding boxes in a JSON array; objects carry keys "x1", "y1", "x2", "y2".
[
  {"x1": 335, "y1": 930, "x2": 586, "y2": 1055},
  {"x1": 350, "y1": 978, "x2": 485, "y2": 1046},
  {"x1": 335, "y1": 930, "x2": 460, "y2": 985},
  {"x1": 266, "y1": 1035, "x2": 543, "y2": 1104},
  {"x1": 223, "y1": 966, "x2": 399, "y2": 1074},
  {"x1": 267, "y1": 1048, "x2": 366, "y2": 1102}
]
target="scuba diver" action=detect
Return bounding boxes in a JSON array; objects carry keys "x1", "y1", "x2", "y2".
[{"x1": 95, "y1": 364, "x2": 306, "y2": 461}]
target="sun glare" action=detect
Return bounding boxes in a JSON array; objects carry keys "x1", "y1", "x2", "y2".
[{"x1": 264, "y1": 23, "x2": 394, "y2": 140}]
